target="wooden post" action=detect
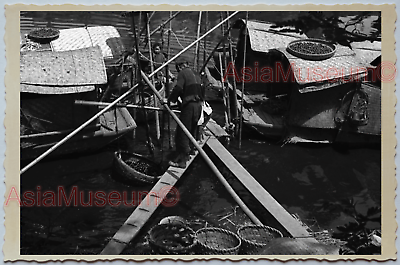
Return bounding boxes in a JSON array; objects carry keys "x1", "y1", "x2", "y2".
[
  {"x1": 203, "y1": 11, "x2": 208, "y2": 67},
  {"x1": 220, "y1": 12, "x2": 231, "y2": 133},
  {"x1": 194, "y1": 11, "x2": 202, "y2": 72},
  {"x1": 239, "y1": 12, "x2": 249, "y2": 150},
  {"x1": 137, "y1": 13, "x2": 155, "y2": 155},
  {"x1": 226, "y1": 11, "x2": 239, "y2": 123},
  {"x1": 146, "y1": 13, "x2": 160, "y2": 140},
  {"x1": 141, "y1": 71, "x2": 262, "y2": 226}
]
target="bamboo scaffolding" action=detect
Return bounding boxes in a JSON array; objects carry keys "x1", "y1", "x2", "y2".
[
  {"x1": 199, "y1": 22, "x2": 235, "y2": 75},
  {"x1": 239, "y1": 12, "x2": 249, "y2": 150},
  {"x1": 141, "y1": 70, "x2": 262, "y2": 226},
  {"x1": 152, "y1": 11, "x2": 239, "y2": 79},
  {"x1": 20, "y1": 11, "x2": 239, "y2": 174}
]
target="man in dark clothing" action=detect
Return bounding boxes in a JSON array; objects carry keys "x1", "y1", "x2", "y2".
[{"x1": 167, "y1": 57, "x2": 204, "y2": 168}]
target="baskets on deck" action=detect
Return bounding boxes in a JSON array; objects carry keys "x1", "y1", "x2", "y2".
[
  {"x1": 195, "y1": 227, "x2": 241, "y2": 255},
  {"x1": 148, "y1": 224, "x2": 197, "y2": 255},
  {"x1": 237, "y1": 225, "x2": 283, "y2": 254}
]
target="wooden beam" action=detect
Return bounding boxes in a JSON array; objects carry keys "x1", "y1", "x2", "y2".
[
  {"x1": 100, "y1": 135, "x2": 212, "y2": 255},
  {"x1": 205, "y1": 137, "x2": 314, "y2": 239}
]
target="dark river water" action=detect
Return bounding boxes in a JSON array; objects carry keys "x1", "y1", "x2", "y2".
[{"x1": 20, "y1": 102, "x2": 381, "y2": 255}]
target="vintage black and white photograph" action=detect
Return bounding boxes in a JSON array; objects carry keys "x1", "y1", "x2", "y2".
[{"x1": 10, "y1": 7, "x2": 393, "y2": 259}]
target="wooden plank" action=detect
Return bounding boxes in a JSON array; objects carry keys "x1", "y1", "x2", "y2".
[
  {"x1": 100, "y1": 135, "x2": 212, "y2": 255},
  {"x1": 206, "y1": 118, "x2": 229, "y2": 137},
  {"x1": 206, "y1": 137, "x2": 313, "y2": 239},
  {"x1": 236, "y1": 89, "x2": 254, "y2": 104}
]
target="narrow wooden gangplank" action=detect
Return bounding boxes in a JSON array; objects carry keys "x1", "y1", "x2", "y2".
[
  {"x1": 206, "y1": 137, "x2": 313, "y2": 239},
  {"x1": 100, "y1": 135, "x2": 212, "y2": 255},
  {"x1": 101, "y1": 119, "x2": 229, "y2": 255}
]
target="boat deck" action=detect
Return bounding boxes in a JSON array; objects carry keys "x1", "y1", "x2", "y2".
[{"x1": 237, "y1": 89, "x2": 285, "y2": 137}]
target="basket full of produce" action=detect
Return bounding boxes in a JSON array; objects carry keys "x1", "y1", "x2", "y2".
[
  {"x1": 28, "y1": 27, "x2": 60, "y2": 43},
  {"x1": 148, "y1": 223, "x2": 197, "y2": 254},
  {"x1": 237, "y1": 225, "x2": 283, "y2": 254},
  {"x1": 286, "y1": 39, "x2": 336, "y2": 61},
  {"x1": 113, "y1": 151, "x2": 163, "y2": 186}
]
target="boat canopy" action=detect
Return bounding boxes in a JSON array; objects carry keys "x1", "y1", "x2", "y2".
[
  {"x1": 234, "y1": 19, "x2": 381, "y2": 93},
  {"x1": 20, "y1": 46, "x2": 107, "y2": 94},
  {"x1": 51, "y1": 26, "x2": 125, "y2": 59},
  {"x1": 233, "y1": 19, "x2": 304, "y2": 53}
]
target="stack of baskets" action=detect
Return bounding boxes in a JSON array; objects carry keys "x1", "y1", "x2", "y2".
[{"x1": 237, "y1": 225, "x2": 283, "y2": 254}]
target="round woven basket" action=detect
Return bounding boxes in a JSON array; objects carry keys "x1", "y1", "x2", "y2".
[
  {"x1": 195, "y1": 227, "x2": 241, "y2": 255},
  {"x1": 286, "y1": 39, "x2": 336, "y2": 61},
  {"x1": 28, "y1": 28, "x2": 60, "y2": 43},
  {"x1": 237, "y1": 225, "x2": 283, "y2": 254},
  {"x1": 148, "y1": 224, "x2": 197, "y2": 255}
]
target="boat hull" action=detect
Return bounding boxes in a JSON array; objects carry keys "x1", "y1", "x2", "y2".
[
  {"x1": 112, "y1": 151, "x2": 162, "y2": 186},
  {"x1": 21, "y1": 107, "x2": 136, "y2": 162}
]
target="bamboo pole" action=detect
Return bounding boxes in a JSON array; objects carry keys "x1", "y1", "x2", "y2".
[
  {"x1": 203, "y1": 11, "x2": 208, "y2": 66},
  {"x1": 226, "y1": 11, "x2": 239, "y2": 123},
  {"x1": 239, "y1": 12, "x2": 249, "y2": 150},
  {"x1": 166, "y1": 11, "x2": 173, "y2": 149},
  {"x1": 146, "y1": 13, "x2": 161, "y2": 140},
  {"x1": 75, "y1": 100, "x2": 180, "y2": 113},
  {"x1": 75, "y1": 100, "x2": 181, "y2": 113},
  {"x1": 141, "y1": 71, "x2": 262, "y2": 226},
  {"x1": 194, "y1": 11, "x2": 202, "y2": 72}
]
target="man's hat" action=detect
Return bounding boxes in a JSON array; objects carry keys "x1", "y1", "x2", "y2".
[{"x1": 175, "y1": 56, "x2": 188, "y2": 65}]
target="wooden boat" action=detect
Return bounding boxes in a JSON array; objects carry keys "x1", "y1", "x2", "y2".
[
  {"x1": 112, "y1": 151, "x2": 163, "y2": 186},
  {"x1": 230, "y1": 19, "x2": 381, "y2": 144},
  {"x1": 20, "y1": 46, "x2": 137, "y2": 162}
]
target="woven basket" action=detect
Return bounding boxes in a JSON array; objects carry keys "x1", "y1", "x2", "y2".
[
  {"x1": 148, "y1": 224, "x2": 197, "y2": 255},
  {"x1": 195, "y1": 227, "x2": 241, "y2": 255},
  {"x1": 237, "y1": 225, "x2": 283, "y2": 254}
]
